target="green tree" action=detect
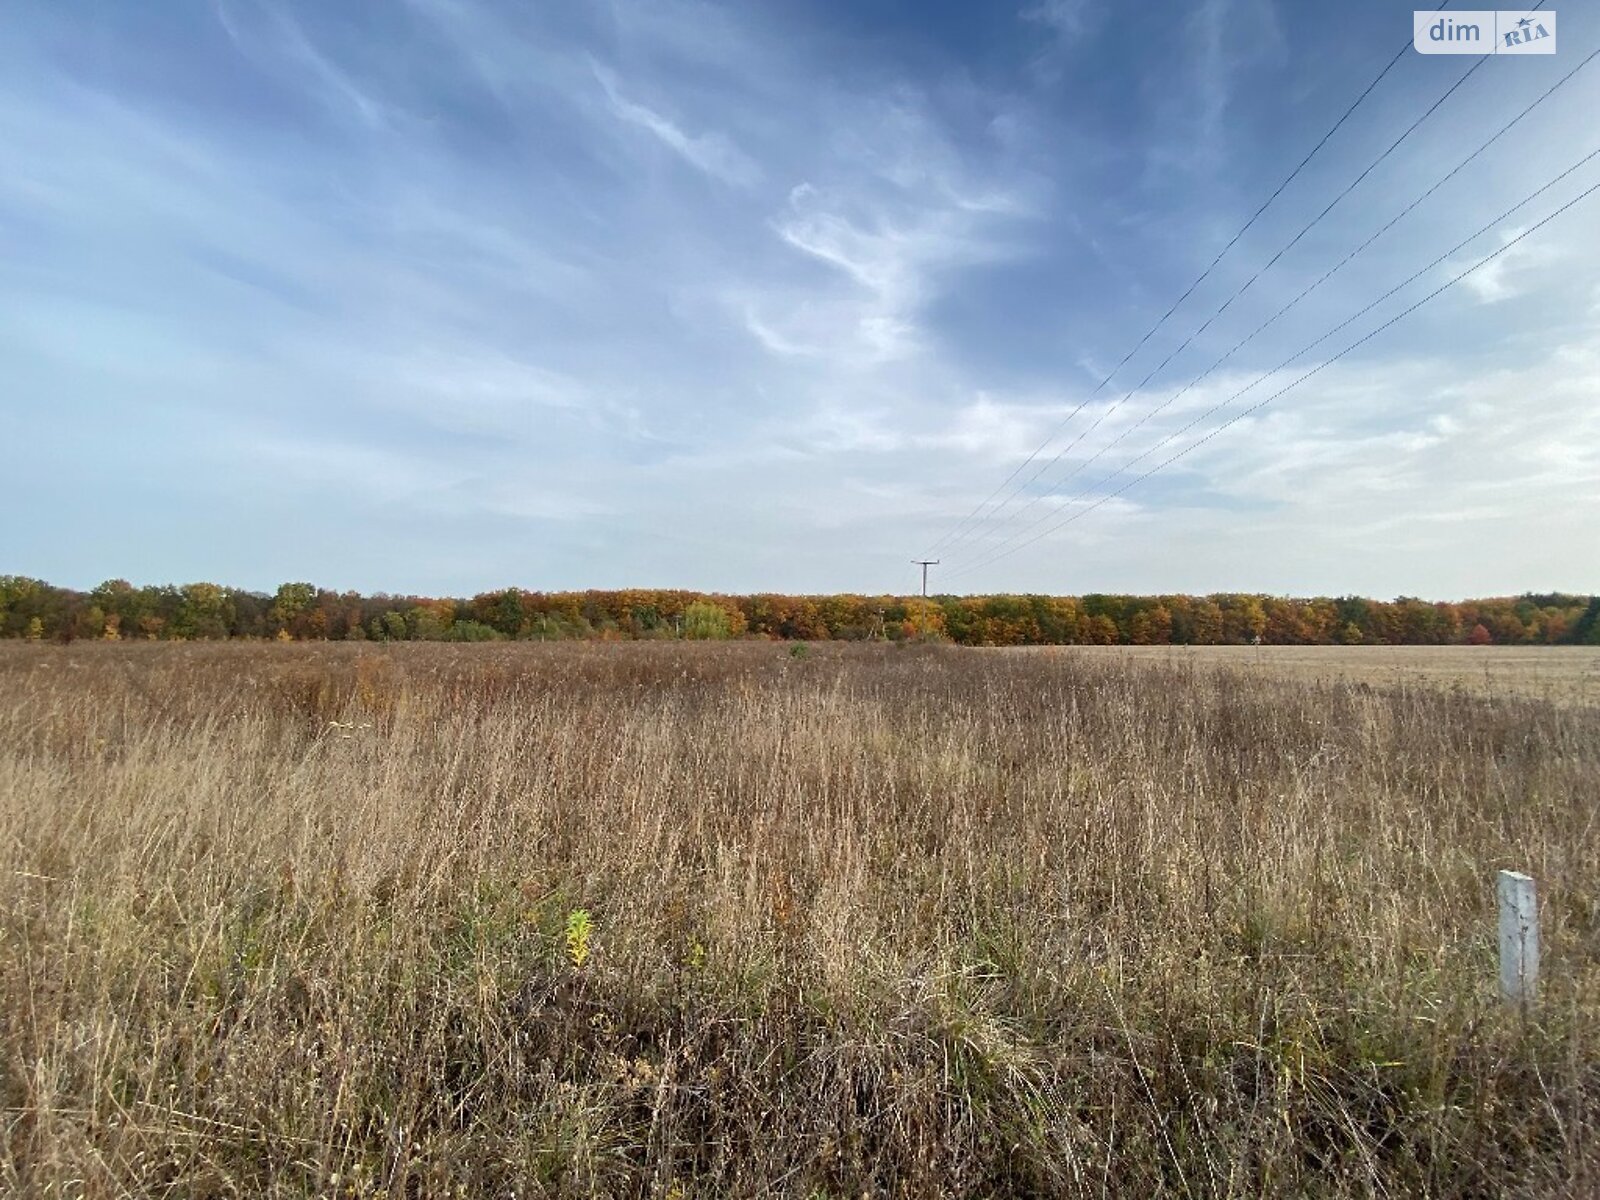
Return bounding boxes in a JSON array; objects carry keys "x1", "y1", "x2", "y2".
[
  {"x1": 269, "y1": 582, "x2": 317, "y2": 638},
  {"x1": 479, "y1": 589, "x2": 526, "y2": 637},
  {"x1": 171, "y1": 583, "x2": 234, "y2": 640},
  {"x1": 1572, "y1": 598, "x2": 1600, "y2": 645},
  {"x1": 447, "y1": 620, "x2": 501, "y2": 642},
  {"x1": 408, "y1": 606, "x2": 451, "y2": 640},
  {"x1": 0, "y1": 577, "x2": 46, "y2": 639},
  {"x1": 683, "y1": 601, "x2": 732, "y2": 640}
]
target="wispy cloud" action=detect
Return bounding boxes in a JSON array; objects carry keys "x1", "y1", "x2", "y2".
[
  {"x1": 747, "y1": 95, "x2": 1036, "y2": 365},
  {"x1": 214, "y1": 0, "x2": 391, "y2": 127},
  {"x1": 1022, "y1": 0, "x2": 1097, "y2": 40},
  {"x1": 1144, "y1": 0, "x2": 1285, "y2": 180},
  {"x1": 590, "y1": 61, "x2": 763, "y2": 187},
  {"x1": 1, "y1": 0, "x2": 1594, "y2": 597}
]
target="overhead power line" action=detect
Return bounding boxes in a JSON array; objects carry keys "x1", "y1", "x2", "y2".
[
  {"x1": 919, "y1": 6, "x2": 1455, "y2": 560},
  {"x1": 946, "y1": 162, "x2": 1600, "y2": 582},
  {"x1": 935, "y1": 43, "x2": 1510, "y2": 563},
  {"x1": 928, "y1": 0, "x2": 1572, "y2": 566},
  {"x1": 942, "y1": 43, "x2": 1599, "y2": 562}
]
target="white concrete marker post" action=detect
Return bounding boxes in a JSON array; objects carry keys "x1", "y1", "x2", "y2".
[{"x1": 1497, "y1": 870, "x2": 1539, "y2": 1006}]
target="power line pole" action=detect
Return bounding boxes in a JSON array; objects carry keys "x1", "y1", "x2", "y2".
[{"x1": 911, "y1": 560, "x2": 938, "y2": 638}]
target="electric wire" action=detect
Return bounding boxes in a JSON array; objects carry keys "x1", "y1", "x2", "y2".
[
  {"x1": 937, "y1": 46, "x2": 1501, "y2": 561},
  {"x1": 943, "y1": 44, "x2": 1598, "y2": 565},
  {"x1": 928, "y1": 0, "x2": 1554, "y2": 565},
  {"x1": 918, "y1": 5, "x2": 1454, "y2": 559},
  {"x1": 946, "y1": 164, "x2": 1600, "y2": 581}
]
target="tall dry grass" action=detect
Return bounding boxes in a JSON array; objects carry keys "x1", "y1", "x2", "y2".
[{"x1": 0, "y1": 640, "x2": 1596, "y2": 1197}]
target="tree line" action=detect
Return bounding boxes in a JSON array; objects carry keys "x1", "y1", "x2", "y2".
[{"x1": 2, "y1": 577, "x2": 1597, "y2": 647}]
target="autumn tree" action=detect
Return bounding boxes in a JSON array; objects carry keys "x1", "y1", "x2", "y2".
[
  {"x1": 269, "y1": 583, "x2": 317, "y2": 639},
  {"x1": 820, "y1": 594, "x2": 873, "y2": 640},
  {"x1": 1129, "y1": 604, "x2": 1173, "y2": 645},
  {"x1": 1188, "y1": 598, "x2": 1224, "y2": 645},
  {"x1": 407, "y1": 603, "x2": 453, "y2": 640},
  {"x1": 0, "y1": 577, "x2": 49, "y2": 639},
  {"x1": 1084, "y1": 614, "x2": 1120, "y2": 645},
  {"x1": 1218, "y1": 595, "x2": 1267, "y2": 644},
  {"x1": 1, "y1": 579, "x2": 1596, "y2": 647}
]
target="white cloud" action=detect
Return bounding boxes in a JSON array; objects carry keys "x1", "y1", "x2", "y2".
[
  {"x1": 591, "y1": 62, "x2": 762, "y2": 187},
  {"x1": 1453, "y1": 225, "x2": 1561, "y2": 304},
  {"x1": 751, "y1": 141, "x2": 1028, "y2": 364},
  {"x1": 5, "y1": 0, "x2": 1597, "y2": 599},
  {"x1": 897, "y1": 321, "x2": 1600, "y2": 594}
]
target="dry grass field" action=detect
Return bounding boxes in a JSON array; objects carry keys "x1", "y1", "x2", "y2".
[
  {"x1": 1, "y1": 640, "x2": 1597, "y2": 1198},
  {"x1": 1022, "y1": 645, "x2": 1600, "y2": 706}
]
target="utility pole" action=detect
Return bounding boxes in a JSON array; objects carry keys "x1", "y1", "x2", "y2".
[{"x1": 911, "y1": 560, "x2": 938, "y2": 639}]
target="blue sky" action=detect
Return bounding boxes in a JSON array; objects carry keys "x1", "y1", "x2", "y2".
[{"x1": 3, "y1": 0, "x2": 1596, "y2": 598}]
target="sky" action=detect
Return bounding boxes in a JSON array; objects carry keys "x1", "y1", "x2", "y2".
[{"x1": 2, "y1": 0, "x2": 1596, "y2": 600}]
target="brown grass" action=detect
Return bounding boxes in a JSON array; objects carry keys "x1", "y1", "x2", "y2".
[
  {"x1": 1017, "y1": 644, "x2": 1600, "y2": 706},
  {"x1": 0, "y1": 640, "x2": 1596, "y2": 1198}
]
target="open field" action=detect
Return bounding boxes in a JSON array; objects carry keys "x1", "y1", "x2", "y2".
[
  {"x1": 1, "y1": 641, "x2": 1597, "y2": 1197},
  {"x1": 1012, "y1": 645, "x2": 1600, "y2": 706}
]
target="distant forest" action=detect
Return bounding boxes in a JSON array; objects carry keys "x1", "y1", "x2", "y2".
[{"x1": 3, "y1": 577, "x2": 1598, "y2": 647}]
